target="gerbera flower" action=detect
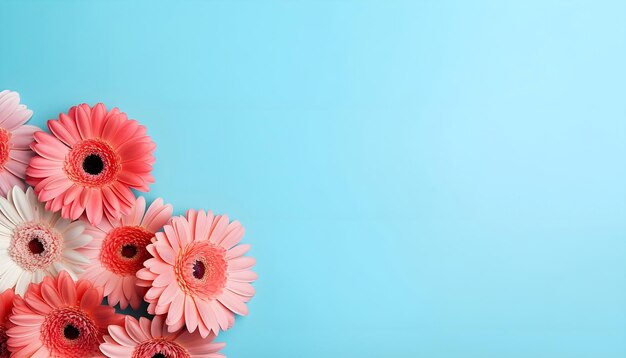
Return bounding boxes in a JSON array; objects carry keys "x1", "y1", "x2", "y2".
[
  {"x1": 26, "y1": 103, "x2": 156, "y2": 225},
  {"x1": 0, "y1": 186, "x2": 91, "y2": 295},
  {"x1": 100, "y1": 315, "x2": 225, "y2": 358},
  {"x1": 137, "y1": 210, "x2": 257, "y2": 337},
  {"x1": 0, "y1": 288, "x2": 16, "y2": 357},
  {"x1": 81, "y1": 196, "x2": 173, "y2": 310},
  {"x1": 7, "y1": 271, "x2": 124, "y2": 358},
  {"x1": 0, "y1": 90, "x2": 40, "y2": 196}
]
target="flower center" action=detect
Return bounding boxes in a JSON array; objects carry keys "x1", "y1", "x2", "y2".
[
  {"x1": 100, "y1": 226, "x2": 154, "y2": 276},
  {"x1": 131, "y1": 338, "x2": 191, "y2": 358},
  {"x1": 64, "y1": 324, "x2": 80, "y2": 340},
  {"x1": 175, "y1": 242, "x2": 227, "y2": 299},
  {"x1": 192, "y1": 260, "x2": 205, "y2": 279},
  {"x1": 0, "y1": 325, "x2": 9, "y2": 358},
  {"x1": 9, "y1": 222, "x2": 62, "y2": 271},
  {"x1": 40, "y1": 307, "x2": 99, "y2": 358},
  {"x1": 82, "y1": 154, "x2": 104, "y2": 175},
  {"x1": 121, "y1": 244, "x2": 138, "y2": 258},
  {"x1": 64, "y1": 139, "x2": 121, "y2": 187},
  {"x1": 0, "y1": 129, "x2": 11, "y2": 169},
  {"x1": 28, "y1": 237, "x2": 45, "y2": 254}
]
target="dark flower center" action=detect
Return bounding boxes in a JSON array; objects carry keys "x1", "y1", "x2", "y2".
[
  {"x1": 64, "y1": 324, "x2": 80, "y2": 340},
  {"x1": 153, "y1": 354, "x2": 167, "y2": 358},
  {"x1": 192, "y1": 260, "x2": 206, "y2": 279},
  {"x1": 121, "y1": 244, "x2": 138, "y2": 258},
  {"x1": 28, "y1": 238, "x2": 45, "y2": 254},
  {"x1": 0, "y1": 325, "x2": 9, "y2": 357},
  {"x1": 82, "y1": 154, "x2": 104, "y2": 175}
]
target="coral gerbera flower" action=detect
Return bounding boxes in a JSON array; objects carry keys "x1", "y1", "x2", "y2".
[
  {"x1": 7, "y1": 271, "x2": 124, "y2": 358},
  {"x1": 81, "y1": 196, "x2": 173, "y2": 310},
  {"x1": 0, "y1": 90, "x2": 40, "y2": 196},
  {"x1": 137, "y1": 210, "x2": 257, "y2": 337},
  {"x1": 0, "y1": 187, "x2": 91, "y2": 295},
  {"x1": 100, "y1": 315, "x2": 225, "y2": 358},
  {"x1": 0, "y1": 288, "x2": 16, "y2": 358},
  {"x1": 26, "y1": 103, "x2": 156, "y2": 225}
]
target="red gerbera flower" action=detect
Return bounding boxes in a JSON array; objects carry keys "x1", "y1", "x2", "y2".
[
  {"x1": 7, "y1": 271, "x2": 124, "y2": 357},
  {"x1": 81, "y1": 196, "x2": 172, "y2": 310},
  {"x1": 26, "y1": 103, "x2": 155, "y2": 225},
  {"x1": 0, "y1": 288, "x2": 16, "y2": 358}
]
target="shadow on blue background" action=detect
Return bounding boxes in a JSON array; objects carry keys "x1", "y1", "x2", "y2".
[{"x1": 1, "y1": 0, "x2": 625, "y2": 357}]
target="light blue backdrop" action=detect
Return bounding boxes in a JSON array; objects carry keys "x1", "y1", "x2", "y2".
[{"x1": 2, "y1": 0, "x2": 625, "y2": 357}]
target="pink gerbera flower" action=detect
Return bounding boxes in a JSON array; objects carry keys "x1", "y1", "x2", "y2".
[
  {"x1": 0, "y1": 90, "x2": 40, "y2": 196},
  {"x1": 7, "y1": 271, "x2": 124, "y2": 358},
  {"x1": 81, "y1": 196, "x2": 173, "y2": 310},
  {"x1": 0, "y1": 288, "x2": 16, "y2": 358},
  {"x1": 26, "y1": 103, "x2": 156, "y2": 225},
  {"x1": 137, "y1": 210, "x2": 257, "y2": 337},
  {"x1": 100, "y1": 315, "x2": 224, "y2": 358}
]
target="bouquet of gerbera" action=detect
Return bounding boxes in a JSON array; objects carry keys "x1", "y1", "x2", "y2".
[{"x1": 0, "y1": 90, "x2": 257, "y2": 358}]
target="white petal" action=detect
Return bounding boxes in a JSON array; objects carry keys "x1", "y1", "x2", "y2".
[
  {"x1": 0, "y1": 256, "x2": 14, "y2": 272},
  {"x1": 62, "y1": 249, "x2": 90, "y2": 265},
  {"x1": 0, "y1": 263, "x2": 21, "y2": 291},
  {"x1": 31, "y1": 270, "x2": 45, "y2": 284},
  {"x1": 0, "y1": 195, "x2": 23, "y2": 226},
  {"x1": 0, "y1": 224, "x2": 13, "y2": 236},
  {"x1": 15, "y1": 271, "x2": 32, "y2": 295},
  {"x1": 52, "y1": 262, "x2": 74, "y2": 278},
  {"x1": 52, "y1": 215, "x2": 71, "y2": 232},
  {"x1": 11, "y1": 186, "x2": 34, "y2": 222},
  {"x1": 47, "y1": 262, "x2": 58, "y2": 276},
  {"x1": 61, "y1": 221, "x2": 85, "y2": 240},
  {"x1": 64, "y1": 234, "x2": 92, "y2": 249},
  {"x1": 0, "y1": 212, "x2": 15, "y2": 231},
  {"x1": 26, "y1": 187, "x2": 42, "y2": 222},
  {"x1": 0, "y1": 235, "x2": 10, "y2": 249}
]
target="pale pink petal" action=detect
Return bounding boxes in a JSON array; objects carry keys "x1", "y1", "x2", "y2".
[
  {"x1": 108, "y1": 325, "x2": 135, "y2": 347},
  {"x1": 228, "y1": 270, "x2": 259, "y2": 283},
  {"x1": 124, "y1": 316, "x2": 149, "y2": 343},
  {"x1": 166, "y1": 292, "x2": 185, "y2": 327},
  {"x1": 208, "y1": 215, "x2": 229, "y2": 244},
  {"x1": 184, "y1": 296, "x2": 199, "y2": 332},
  {"x1": 100, "y1": 342, "x2": 134, "y2": 357},
  {"x1": 122, "y1": 196, "x2": 145, "y2": 227},
  {"x1": 217, "y1": 289, "x2": 249, "y2": 316},
  {"x1": 226, "y1": 281, "x2": 256, "y2": 297},
  {"x1": 196, "y1": 298, "x2": 220, "y2": 334},
  {"x1": 227, "y1": 256, "x2": 256, "y2": 272},
  {"x1": 141, "y1": 198, "x2": 173, "y2": 232},
  {"x1": 224, "y1": 243, "x2": 250, "y2": 260},
  {"x1": 219, "y1": 221, "x2": 245, "y2": 249},
  {"x1": 9, "y1": 125, "x2": 39, "y2": 149}
]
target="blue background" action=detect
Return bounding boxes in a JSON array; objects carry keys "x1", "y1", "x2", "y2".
[{"x1": 2, "y1": 0, "x2": 626, "y2": 357}]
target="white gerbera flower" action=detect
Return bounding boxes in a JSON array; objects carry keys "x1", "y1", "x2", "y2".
[{"x1": 0, "y1": 186, "x2": 92, "y2": 295}]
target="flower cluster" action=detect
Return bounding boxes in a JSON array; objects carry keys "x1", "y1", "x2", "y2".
[{"x1": 0, "y1": 91, "x2": 257, "y2": 357}]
